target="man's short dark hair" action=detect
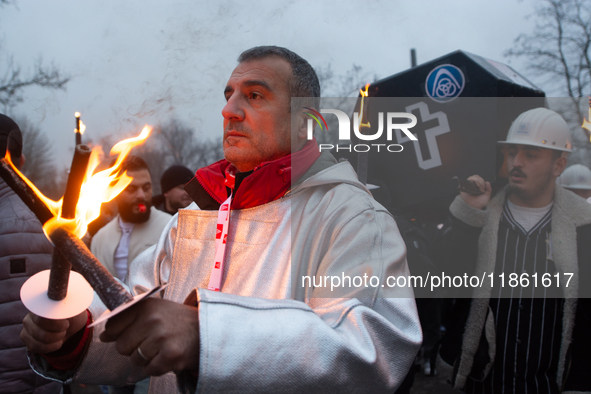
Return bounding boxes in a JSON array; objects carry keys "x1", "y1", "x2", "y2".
[
  {"x1": 115, "y1": 155, "x2": 151, "y2": 175},
  {"x1": 238, "y1": 46, "x2": 320, "y2": 109}
]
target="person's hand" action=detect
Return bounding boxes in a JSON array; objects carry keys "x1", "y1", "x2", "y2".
[
  {"x1": 460, "y1": 175, "x2": 492, "y2": 210},
  {"x1": 99, "y1": 297, "x2": 200, "y2": 376},
  {"x1": 20, "y1": 310, "x2": 88, "y2": 354}
]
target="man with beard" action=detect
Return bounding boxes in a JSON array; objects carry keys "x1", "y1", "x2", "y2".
[
  {"x1": 437, "y1": 107, "x2": 591, "y2": 393},
  {"x1": 21, "y1": 46, "x2": 420, "y2": 393},
  {"x1": 91, "y1": 155, "x2": 172, "y2": 281}
]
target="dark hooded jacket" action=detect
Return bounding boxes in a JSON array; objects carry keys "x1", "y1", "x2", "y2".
[{"x1": 0, "y1": 178, "x2": 62, "y2": 393}]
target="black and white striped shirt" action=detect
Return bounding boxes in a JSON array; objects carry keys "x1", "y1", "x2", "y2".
[{"x1": 465, "y1": 202, "x2": 564, "y2": 394}]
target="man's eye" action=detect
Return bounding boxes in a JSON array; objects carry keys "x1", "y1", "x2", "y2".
[{"x1": 250, "y1": 92, "x2": 262, "y2": 99}]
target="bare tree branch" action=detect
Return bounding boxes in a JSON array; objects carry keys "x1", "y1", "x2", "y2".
[
  {"x1": 156, "y1": 118, "x2": 223, "y2": 171},
  {"x1": 14, "y1": 116, "x2": 64, "y2": 199},
  {"x1": 314, "y1": 63, "x2": 378, "y2": 145},
  {"x1": 505, "y1": 0, "x2": 591, "y2": 141},
  {"x1": 95, "y1": 119, "x2": 223, "y2": 194},
  {"x1": 0, "y1": 57, "x2": 70, "y2": 111}
]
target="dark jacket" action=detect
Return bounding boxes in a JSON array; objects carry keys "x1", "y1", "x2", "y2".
[
  {"x1": 437, "y1": 186, "x2": 591, "y2": 393},
  {"x1": 0, "y1": 179, "x2": 62, "y2": 393}
]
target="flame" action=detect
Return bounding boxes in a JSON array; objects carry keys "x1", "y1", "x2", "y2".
[
  {"x1": 583, "y1": 97, "x2": 591, "y2": 142},
  {"x1": 6, "y1": 126, "x2": 152, "y2": 239},
  {"x1": 360, "y1": 84, "x2": 370, "y2": 97},
  {"x1": 74, "y1": 112, "x2": 86, "y2": 135},
  {"x1": 5, "y1": 150, "x2": 62, "y2": 216},
  {"x1": 358, "y1": 83, "x2": 371, "y2": 129}
]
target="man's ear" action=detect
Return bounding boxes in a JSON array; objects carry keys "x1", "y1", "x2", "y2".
[
  {"x1": 290, "y1": 111, "x2": 310, "y2": 153},
  {"x1": 553, "y1": 155, "x2": 567, "y2": 178},
  {"x1": 19, "y1": 154, "x2": 25, "y2": 170},
  {"x1": 296, "y1": 111, "x2": 308, "y2": 140}
]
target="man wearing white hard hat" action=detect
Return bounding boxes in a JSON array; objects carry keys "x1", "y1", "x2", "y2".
[
  {"x1": 437, "y1": 107, "x2": 591, "y2": 393},
  {"x1": 558, "y1": 164, "x2": 591, "y2": 200}
]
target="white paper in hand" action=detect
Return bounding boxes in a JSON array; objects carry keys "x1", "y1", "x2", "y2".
[{"x1": 88, "y1": 284, "x2": 168, "y2": 328}]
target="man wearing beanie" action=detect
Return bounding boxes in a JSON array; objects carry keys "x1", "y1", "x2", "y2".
[
  {"x1": 0, "y1": 114, "x2": 62, "y2": 393},
  {"x1": 152, "y1": 164, "x2": 194, "y2": 215}
]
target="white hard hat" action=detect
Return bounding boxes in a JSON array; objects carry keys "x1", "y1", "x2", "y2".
[
  {"x1": 498, "y1": 107, "x2": 572, "y2": 152},
  {"x1": 558, "y1": 164, "x2": 591, "y2": 189}
]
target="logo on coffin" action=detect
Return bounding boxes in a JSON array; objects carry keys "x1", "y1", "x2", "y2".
[
  {"x1": 216, "y1": 224, "x2": 223, "y2": 239},
  {"x1": 426, "y1": 64, "x2": 465, "y2": 103}
]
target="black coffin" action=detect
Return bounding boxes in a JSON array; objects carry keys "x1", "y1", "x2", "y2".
[{"x1": 337, "y1": 50, "x2": 547, "y2": 213}]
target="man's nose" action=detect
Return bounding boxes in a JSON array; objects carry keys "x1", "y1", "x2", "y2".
[
  {"x1": 136, "y1": 188, "x2": 146, "y2": 201},
  {"x1": 513, "y1": 150, "x2": 526, "y2": 167},
  {"x1": 222, "y1": 95, "x2": 245, "y2": 121}
]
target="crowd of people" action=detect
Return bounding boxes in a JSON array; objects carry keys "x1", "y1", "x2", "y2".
[{"x1": 1, "y1": 46, "x2": 590, "y2": 394}]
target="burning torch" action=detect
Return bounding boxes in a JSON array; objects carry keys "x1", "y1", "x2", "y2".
[
  {"x1": 0, "y1": 125, "x2": 152, "y2": 320},
  {"x1": 356, "y1": 84, "x2": 371, "y2": 185},
  {"x1": 75, "y1": 112, "x2": 85, "y2": 146},
  {"x1": 46, "y1": 144, "x2": 92, "y2": 303}
]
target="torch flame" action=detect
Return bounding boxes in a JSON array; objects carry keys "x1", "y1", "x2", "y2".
[
  {"x1": 74, "y1": 112, "x2": 86, "y2": 135},
  {"x1": 583, "y1": 97, "x2": 591, "y2": 142},
  {"x1": 358, "y1": 83, "x2": 371, "y2": 129},
  {"x1": 79, "y1": 121, "x2": 86, "y2": 135},
  {"x1": 360, "y1": 84, "x2": 370, "y2": 98},
  {"x1": 6, "y1": 126, "x2": 152, "y2": 239}
]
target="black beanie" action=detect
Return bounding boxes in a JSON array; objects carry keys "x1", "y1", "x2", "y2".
[
  {"x1": 160, "y1": 165, "x2": 194, "y2": 193},
  {"x1": 0, "y1": 114, "x2": 22, "y2": 160}
]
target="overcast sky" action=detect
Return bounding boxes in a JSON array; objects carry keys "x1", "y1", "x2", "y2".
[{"x1": 2, "y1": 0, "x2": 537, "y2": 168}]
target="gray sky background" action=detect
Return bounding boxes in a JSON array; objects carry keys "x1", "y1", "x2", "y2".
[{"x1": 2, "y1": 0, "x2": 537, "y2": 168}]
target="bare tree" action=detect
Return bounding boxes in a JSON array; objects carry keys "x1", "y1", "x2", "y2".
[
  {"x1": 14, "y1": 116, "x2": 65, "y2": 199},
  {"x1": 0, "y1": 57, "x2": 69, "y2": 111},
  {"x1": 317, "y1": 63, "x2": 376, "y2": 98},
  {"x1": 313, "y1": 63, "x2": 379, "y2": 144},
  {"x1": 94, "y1": 119, "x2": 223, "y2": 194},
  {"x1": 505, "y1": 0, "x2": 591, "y2": 132},
  {"x1": 156, "y1": 118, "x2": 223, "y2": 171},
  {"x1": 0, "y1": 0, "x2": 70, "y2": 111},
  {"x1": 132, "y1": 135, "x2": 170, "y2": 195},
  {"x1": 157, "y1": 118, "x2": 201, "y2": 168},
  {"x1": 316, "y1": 63, "x2": 335, "y2": 98}
]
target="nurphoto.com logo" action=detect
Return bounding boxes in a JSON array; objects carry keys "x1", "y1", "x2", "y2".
[{"x1": 303, "y1": 106, "x2": 418, "y2": 153}]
